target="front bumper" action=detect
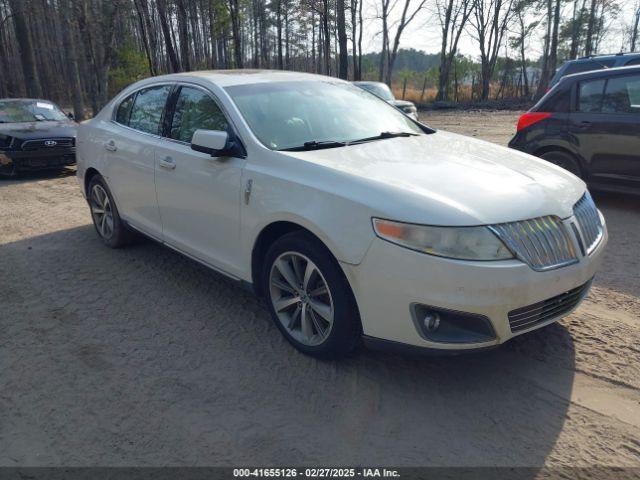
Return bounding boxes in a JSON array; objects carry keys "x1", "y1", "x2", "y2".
[
  {"x1": 0, "y1": 148, "x2": 76, "y2": 172},
  {"x1": 342, "y1": 222, "x2": 607, "y2": 352}
]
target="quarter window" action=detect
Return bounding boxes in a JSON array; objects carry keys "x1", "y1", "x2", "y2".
[
  {"x1": 115, "y1": 94, "x2": 136, "y2": 125},
  {"x1": 541, "y1": 88, "x2": 570, "y2": 112},
  {"x1": 169, "y1": 87, "x2": 229, "y2": 143},
  {"x1": 602, "y1": 75, "x2": 640, "y2": 114},
  {"x1": 578, "y1": 79, "x2": 606, "y2": 112},
  {"x1": 127, "y1": 85, "x2": 172, "y2": 135}
]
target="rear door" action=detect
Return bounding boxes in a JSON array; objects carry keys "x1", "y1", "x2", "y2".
[
  {"x1": 104, "y1": 85, "x2": 172, "y2": 238},
  {"x1": 154, "y1": 84, "x2": 246, "y2": 277},
  {"x1": 569, "y1": 74, "x2": 640, "y2": 187}
]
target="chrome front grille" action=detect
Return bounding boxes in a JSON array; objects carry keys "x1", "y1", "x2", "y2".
[
  {"x1": 573, "y1": 193, "x2": 603, "y2": 254},
  {"x1": 490, "y1": 216, "x2": 578, "y2": 271},
  {"x1": 21, "y1": 137, "x2": 75, "y2": 151},
  {"x1": 508, "y1": 279, "x2": 592, "y2": 332}
]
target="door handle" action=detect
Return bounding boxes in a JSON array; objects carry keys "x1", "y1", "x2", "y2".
[
  {"x1": 159, "y1": 156, "x2": 176, "y2": 170},
  {"x1": 577, "y1": 121, "x2": 592, "y2": 129},
  {"x1": 104, "y1": 139, "x2": 117, "y2": 152}
]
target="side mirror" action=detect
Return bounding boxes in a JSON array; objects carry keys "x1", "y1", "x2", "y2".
[
  {"x1": 191, "y1": 129, "x2": 245, "y2": 158},
  {"x1": 67, "y1": 112, "x2": 75, "y2": 120}
]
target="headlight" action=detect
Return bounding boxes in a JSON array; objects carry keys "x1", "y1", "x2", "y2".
[{"x1": 372, "y1": 218, "x2": 513, "y2": 261}]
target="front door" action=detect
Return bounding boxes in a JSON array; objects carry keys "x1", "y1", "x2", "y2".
[{"x1": 154, "y1": 85, "x2": 246, "y2": 277}]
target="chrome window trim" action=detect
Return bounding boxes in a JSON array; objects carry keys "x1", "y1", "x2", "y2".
[
  {"x1": 110, "y1": 80, "x2": 244, "y2": 150},
  {"x1": 110, "y1": 82, "x2": 174, "y2": 139}
]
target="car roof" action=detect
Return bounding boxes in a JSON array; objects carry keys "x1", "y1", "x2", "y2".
[
  {"x1": 143, "y1": 69, "x2": 346, "y2": 88},
  {"x1": 559, "y1": 64, "x2": 640, "y2": 84},
  {"x1": 572, "y1": 52, "x2": 640, "y2": 62}
]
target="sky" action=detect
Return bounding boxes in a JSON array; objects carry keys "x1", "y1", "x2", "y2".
[{"x1": 359, "y1": 0, "x2": 638, "y2": 60}]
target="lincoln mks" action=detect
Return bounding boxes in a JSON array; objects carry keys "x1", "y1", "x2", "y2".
[{"x1": 76, "y1": 70, "x2": 607, "y2": 358}]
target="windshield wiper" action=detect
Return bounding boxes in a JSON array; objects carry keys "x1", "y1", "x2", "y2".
[
  {"x1": 279, "y1": 140, "x2": 347, "y2": 151},
  {"x1": 279, "y1": 131, "x2": 418, "y2": 151},
  {"x1": 348, "y1": 131, "x2": 419, "y2": 145}
]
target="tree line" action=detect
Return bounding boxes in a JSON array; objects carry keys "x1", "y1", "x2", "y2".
[{"x1": 0, "y1": 0, "x2": 635, "y2": 120}]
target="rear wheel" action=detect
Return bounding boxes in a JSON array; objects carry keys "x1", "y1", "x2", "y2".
[
  {"x1": 88, "y1": 175, "x2": 133, "y2": 248},
  {"x1": 540, "y1": 151, "x2": 582, "y2": 178},
  {"x1": 263, "y1": 232, "x2": 361, "y2": 358}
]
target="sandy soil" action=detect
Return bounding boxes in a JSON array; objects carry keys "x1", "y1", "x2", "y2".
[{"x1": 1, "y1": 110, "x2": 639, "y2": 468}]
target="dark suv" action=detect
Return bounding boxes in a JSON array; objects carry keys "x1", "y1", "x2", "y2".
[
  {"x1": 549, "y1": 52, "x2": 640, "y2": 88},
  {"x1": 509, "y1": 66, "x2": 640, "y2": 194}
]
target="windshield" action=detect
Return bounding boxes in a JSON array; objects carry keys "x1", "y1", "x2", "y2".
[
  {"x1": 356, "y1": 82, "x2": 395, "y2": 102},
  {"x1": 0, "y1": 100, "x2": 68, "y2": 123},
  {"x1": 225, "y1": 81, "x2": 421, "y2": 150}
]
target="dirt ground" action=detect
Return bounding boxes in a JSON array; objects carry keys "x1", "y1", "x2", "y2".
[{"x1": 1, "y1": 110, "x2": 639, "y2": 468}]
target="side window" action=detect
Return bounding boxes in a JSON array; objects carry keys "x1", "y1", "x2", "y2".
[
  {"x1": 602, "y1": 75, "x2": 640, "y2": 114},
  {"x1": 578, "y1": 79, "x2": 606, "y2": 113},
  {"x1": 128, "y1": 85, "x2": 172, "y2": 135},
  {"x1": 115, "y1": 94, "x2": 135, "y2": 125},
  {"x1": 541, "y1": 88, "x2": 570, "y2": 112},
  {"x1": 169, "y1": 87, "x2": 229, "y2": 143}
]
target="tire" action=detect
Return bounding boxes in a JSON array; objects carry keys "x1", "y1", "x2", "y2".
[
  {"x1": 263, "y1": 231, "x2": 361, "y2": 359},
  {"x1": 87, "y1": 174, "x2": 134, "y2": 248},
  {"x1": 540, "y1": 151, "x2": 582, "y2": 178}
]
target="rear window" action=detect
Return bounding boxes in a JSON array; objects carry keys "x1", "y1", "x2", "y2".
[
  {"x1": 578, "y1": 79, "x2": 606, "y2": 112},
  {"x1": 602, "y1": 75, "x2": 640, "y2": 114},
  {"x1": 127, "y1": 85, "x2": 172, "y2": 135}
]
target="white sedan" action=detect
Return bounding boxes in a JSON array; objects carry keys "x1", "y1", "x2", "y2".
[{"x1": 76, "y1": 70, "x2": 607, "y2": 358}]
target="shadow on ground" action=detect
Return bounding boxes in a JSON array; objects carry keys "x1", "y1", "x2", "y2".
[
  {"x1": 0, "y1": 224, "x2": 578, "y2": 468},
  {"x1": 590, "y1": 191, "x2": 640, "y2": 298}
]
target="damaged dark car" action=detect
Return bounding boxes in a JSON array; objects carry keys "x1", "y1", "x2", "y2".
[{"x1": 0, "y1": 98, "x2": 77, "y2": 178}]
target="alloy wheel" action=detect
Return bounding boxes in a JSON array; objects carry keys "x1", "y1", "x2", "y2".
[
  {"x1": 90, "y1": 184, "x2": 114, "y2": 240},
  {"x1": 269, "y1": 252, "x2": 334, "y2": 346}
]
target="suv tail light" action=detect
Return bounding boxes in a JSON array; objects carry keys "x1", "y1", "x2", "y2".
[{"x1": 517, "y1": 112, "x2": 552, "y2": 132}]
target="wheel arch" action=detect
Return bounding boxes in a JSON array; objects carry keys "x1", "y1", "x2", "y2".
[
  {"x1": 251, "y1": 220, "x2": 358, "y2": 301},
  {"x1": 252, "y1": 221, "x2": 322, "y2": 298},
  {"x1": 533, "y1": 145, "x2": 585, "y2": 177},
  {"x1": 84, "y1": 167, "x2": 101, "y2": 197}
]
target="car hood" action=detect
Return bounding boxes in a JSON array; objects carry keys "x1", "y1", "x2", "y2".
[
  {"x1": 390, "y1": 99, "x2": 415, "y2": 108},
  {"x1": 0, "y1": 120, "x2": 77, "y2": 140},
  {"x1": 282, "y1": 130, "x2": 586, "y2": 226}
]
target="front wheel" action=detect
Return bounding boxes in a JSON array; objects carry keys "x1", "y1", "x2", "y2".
[{"x1": 263, "y1": 232, "x2": 361, "y2": 359}]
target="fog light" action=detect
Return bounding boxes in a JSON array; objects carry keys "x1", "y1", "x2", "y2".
[
  {"x1": 0, "y1": 154, "x2": 12, "y2": 166},
  {"x1": 423, "y1": 312, "x2": 440, "y2": 332},
  {"x1": 411, "y1": 303, "x2": 496, "y2": 344}
]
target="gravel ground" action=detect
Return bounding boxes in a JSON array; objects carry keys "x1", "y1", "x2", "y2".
[{"x1": 1, "y1": 110, "x2": 639, "y2": 468}]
